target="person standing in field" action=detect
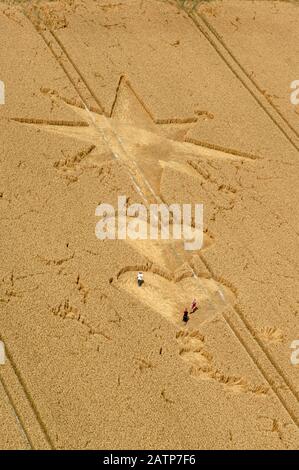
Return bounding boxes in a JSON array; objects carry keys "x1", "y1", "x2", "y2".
[
  {"x1": 183, "y1": 308, "x2": 189, "y2": 324},
  {"x1": 190, "y1": 298, "x2": 198, "y2": 313},
  {"x1": 137, "y1": 272, "x2": 144, "y2": 287}
]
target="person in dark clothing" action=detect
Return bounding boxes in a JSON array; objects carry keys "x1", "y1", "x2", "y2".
[{"x1": 183, "y1": 308, "x2": 189, "y2": 324}]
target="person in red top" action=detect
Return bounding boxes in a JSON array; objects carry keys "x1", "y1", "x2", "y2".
[{"x1": 190, "y1": 298, "x2": 197, "y2": 313}]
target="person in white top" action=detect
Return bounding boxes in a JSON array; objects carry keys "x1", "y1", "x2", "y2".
[{"x1": 137, "y1": 272, "x2": 144, "y2": 287}]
